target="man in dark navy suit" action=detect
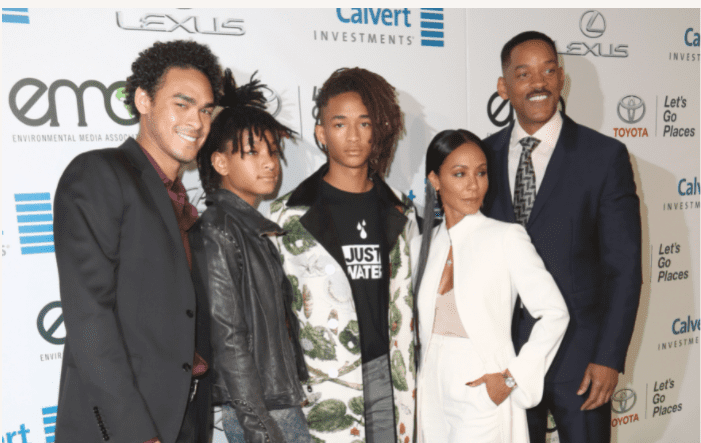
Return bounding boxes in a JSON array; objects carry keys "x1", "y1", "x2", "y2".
[{"x1": 483, "y1": 31, "x2": 642, "y2": 443}]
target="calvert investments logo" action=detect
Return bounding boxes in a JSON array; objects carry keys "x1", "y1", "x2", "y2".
[
  {"x1": 42, "y1": 406, "x2": 57, "y2": 443},
  {"x1": 15, "y1": 193, "x2": 54, "y2": 255},
  {"x1": 2, "y1": 8, "x2": 29, "y2": 24},
  {"x1": 315, "y1": 8, "x2": 444, "y2": 48},
  {"x1": 559, "y1": 10, "x2": 628, "y2": 58},
  {"x1": 115, "y1": 10, "x2": 244, "y2": 36}
]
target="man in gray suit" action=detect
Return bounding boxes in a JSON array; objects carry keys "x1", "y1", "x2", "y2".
[{"x1": 53, "y1": 40, "x2": 222, "y2": 443}]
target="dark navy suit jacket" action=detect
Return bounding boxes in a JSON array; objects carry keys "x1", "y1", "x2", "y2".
[{"x1": 483, "y1": 113, "x2": 642, "y2": 383}]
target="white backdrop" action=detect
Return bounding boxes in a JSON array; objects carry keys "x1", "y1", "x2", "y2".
[{"x1": 2, "y1": 8, "x2": 698, "y2": 443}]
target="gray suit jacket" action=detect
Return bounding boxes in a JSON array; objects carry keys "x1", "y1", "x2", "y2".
[{"x1": 53, "y1": 138, "x2": 209, "y2": 443}]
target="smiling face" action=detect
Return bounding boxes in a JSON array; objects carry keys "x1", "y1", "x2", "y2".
[
  {"x1": 136, "y1": 67, "x2": 215, "y2": 179},
  {"x1": 428, "y1": 142, "x2": 488, "y2": 229},
  {"x1": 212, "y1": 130, "x2": 280, "y2": 207},
  {"x1": 497, "y1": 39, "x2": 564, "y2": 135},
  {"x1": 315, "y1": 91, "x2": 373, "y2": 175}
]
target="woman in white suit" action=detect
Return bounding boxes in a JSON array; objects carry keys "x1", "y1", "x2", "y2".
[{"x1": 411, "y1": 129, "x2": 569, "y2": 443}]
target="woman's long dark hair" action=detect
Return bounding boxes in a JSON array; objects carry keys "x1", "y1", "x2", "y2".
[{"x1": 412, "y1": 129, "x2": 488, "y2": 370}]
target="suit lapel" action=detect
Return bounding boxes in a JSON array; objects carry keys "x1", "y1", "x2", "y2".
[
  {"x1": 121, "y1": 139, "x2": 189, "y2": 272},
  {"x1": 527, "y1": 113, "x2": 575, "y2": 228},
  {"x1": 495, "y1": 124, "x2": 516, "y2": 223}
]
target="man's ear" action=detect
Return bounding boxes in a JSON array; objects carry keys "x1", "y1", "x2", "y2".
[
  {"x1": 134, "y1": 87, "x2": 151, "y2": 116},
  {"x1": 315, "y1": 124, "x2": 327, "y2": 148},
  {"x1": 427, "y1": 171, "x2": 440, "y2": 193},
  {"x1": 497, "y1": 77, "x2": 509, "y2": 101},
  {"x1": 211, "y1": 151, "x2": 229, "y2": 177}
]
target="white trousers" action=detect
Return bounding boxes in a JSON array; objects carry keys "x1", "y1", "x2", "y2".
[{"x1": 419, "y1": 334, "x2": 501, "y2": 443}]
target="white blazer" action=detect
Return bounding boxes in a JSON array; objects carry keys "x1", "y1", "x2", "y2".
[{"x1": 411, "y1": 211, "x2": 569, "y2": 443}]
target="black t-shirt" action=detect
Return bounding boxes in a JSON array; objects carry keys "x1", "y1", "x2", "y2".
[{"x1": 321, "y1": 180, "x2": 389, "y2": 363}]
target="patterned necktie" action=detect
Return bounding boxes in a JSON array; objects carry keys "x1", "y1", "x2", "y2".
[{"x1": 513, "y1": 136, "x2": 541, "y2": 226}]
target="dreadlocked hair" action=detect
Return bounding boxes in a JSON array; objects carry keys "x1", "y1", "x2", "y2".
[
  {"x1": 315, "y1": 67, "x2": 404, "y2": 177},
  {"x1": 197, "y1": 68, "x2": 297, "y2": 195}
]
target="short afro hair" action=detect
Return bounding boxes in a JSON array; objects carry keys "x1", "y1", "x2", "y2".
[
  {"x1": 501, "y1": 31, "x2": 558, "y2": 71},
  {"x1": 315, "y1": 67, "x2": 404, "y2": 178},
  {"x1": 124, "y1": 40, "x2": 223, "y2": 119}
]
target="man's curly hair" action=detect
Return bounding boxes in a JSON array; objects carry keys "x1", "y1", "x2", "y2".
[
  {"x1": 124, "y1": 40, "x2": 223, "y2": 120},
  {"x1": 315, "y1": 67, "x2": 404, "y2": 177}
]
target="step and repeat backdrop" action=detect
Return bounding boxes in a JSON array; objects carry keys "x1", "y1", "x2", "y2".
[{"x1": 2, "y1": 8, "x2": 699, "y2": 443}]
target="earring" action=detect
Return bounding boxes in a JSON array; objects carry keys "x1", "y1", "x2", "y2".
[{"x1": 321, "y1": 144, "x2": 328, "y2": 152}]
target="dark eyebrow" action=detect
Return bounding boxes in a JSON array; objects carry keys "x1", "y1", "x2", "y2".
[
  {"x1": 174, "y1": 93, "x2": 215, "y2": 109},
  {"x1": 174, "y1": 93, "x2": 195, "y2": 104}
]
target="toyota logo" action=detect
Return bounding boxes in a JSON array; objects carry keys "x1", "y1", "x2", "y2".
[
  {"x1": 617, "y1": 95, "x2": 646, "y2": 124},
  {"x1": 611, "y1": 388, "x2": 637, "y2": 414},
  {"x1": 580, "y1": 10, "x2": 606, "y2": 38}
]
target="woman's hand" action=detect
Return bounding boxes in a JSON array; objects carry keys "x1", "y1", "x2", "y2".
[{"x1": 466, "y1": 370, "x2": 514, "y2": 406}]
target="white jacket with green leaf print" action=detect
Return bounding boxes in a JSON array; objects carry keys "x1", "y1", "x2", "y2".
[{"x1": 268, "y1": 166, "x2": 419, "y2": 443}]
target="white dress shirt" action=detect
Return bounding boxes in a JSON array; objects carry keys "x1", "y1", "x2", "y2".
[{"x1": 508, "y1": 112, "x2": 563, "y2": 200}]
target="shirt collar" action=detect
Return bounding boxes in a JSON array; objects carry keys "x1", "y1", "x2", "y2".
[{"x1": 511, "y1": 111, "x2": 563, "y2": 156}]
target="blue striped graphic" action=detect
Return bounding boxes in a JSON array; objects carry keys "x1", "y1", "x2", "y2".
[
  {"x1": 421, "y1": 30, "x2": 444, "y2": 38},
  {"x1": 2, "y1": 8, "x2": 29, "y2": 24},
  {"x1": 17, "y1": 213, "x2": 53, "y2": 223},
  {"x1": 43, "y1": 405, "x2": 58, "y2": 442},
  {"x1": 22, "y1": 245, "x2": 55, "y2": 255},
  {"x1": 15, "y1": 192, "x2": 50, "y2": 202},
  {"x1": 421, "y1": 12, "x2": 443, "y2": 21},
  {"x1": 16, "y1": 203, "x2": 51, "y2": 212},
  {"x1": 20, "y1": 235, "x2": 54, "y2": 244},
  {"x1": 15, "y1": 192, "x2": 54, "y2": 254},
  {"x1": 19, "y1": 224, "x2": 53, "y2": 233},
  {"x1": 420, "y1": 8, "x2": 444, "y2": 48}
]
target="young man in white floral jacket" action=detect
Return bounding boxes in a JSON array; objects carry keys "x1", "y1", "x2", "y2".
[{"x1": 269, "y1": 67, "x2": 419, "y2": 443}]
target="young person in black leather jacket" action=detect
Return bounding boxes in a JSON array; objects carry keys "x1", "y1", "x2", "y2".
[{"x1": 189, "y1": 69, "x2": 312, "y2": 443}]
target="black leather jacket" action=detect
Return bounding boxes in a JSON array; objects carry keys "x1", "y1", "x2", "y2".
[{"x1": 189, "y1": 189, "x2": 308, "y2": 443}]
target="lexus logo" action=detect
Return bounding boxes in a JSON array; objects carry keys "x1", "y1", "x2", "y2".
[
  {"x1": 617, "y1": 95, "x2": 646, "y2": 124},
  {"x1": 611, "y1": 388, "x2": 637, "y2": 414},
  {"x1": 37, "y1": 301, "x2": 65, "y2": 345},
  {"x1": 580, "y1": 10, "x2": 606, "y2": 38}
]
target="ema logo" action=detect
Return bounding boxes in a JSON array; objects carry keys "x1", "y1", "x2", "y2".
[
  {"x1": 2, "y1": 8, "x2": 29, "y2": 24},
  {"x1": 420, "y1": 9, "x2": 444, "y2": 47},
  {"x1": 42, "y1": 406, "x2": 57, "y2": 443},
  {"x1": 15, "y1": 193, "x2": 55, "y2": 255}
]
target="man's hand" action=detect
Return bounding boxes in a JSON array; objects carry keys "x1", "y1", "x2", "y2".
[
  {"x1": 467, "y1": 371, "x2": 512, "y2": 406},
  {"x1": 577, "y1": 363, "x2": 619, "y2": 410}
]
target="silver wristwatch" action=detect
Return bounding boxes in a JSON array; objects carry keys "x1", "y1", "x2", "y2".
[{"x1": 503, "y1": 373, "x2": 517, "y2": 389}]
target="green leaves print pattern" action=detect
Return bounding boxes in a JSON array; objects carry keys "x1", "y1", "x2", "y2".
[
  {"x1": 299, "y1": 323, "x2": 336, "y2": 361},
  {"x1": 391, "y1": 350, "x2": 408, "y2": 391},
  {"x1": 339, "y1": 320, "x2": 361, "y2": 355},
  {"x1": 282, "y1": 215, "x2": 317, "y2": 255},
  {"x1": 307, "y1": 399, "x2": 355, "y2": 433}
]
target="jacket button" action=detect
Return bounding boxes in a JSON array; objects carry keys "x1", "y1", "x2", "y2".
[
  {"x1": 182, "y1": 363, "x2": 191, "y2": 372},
  {"x1": 186, "y1": 310, "x2": 194, "y2": 318},
  {"x1": 307, "y1": 385, "x2": 313, "y2": 393}
]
